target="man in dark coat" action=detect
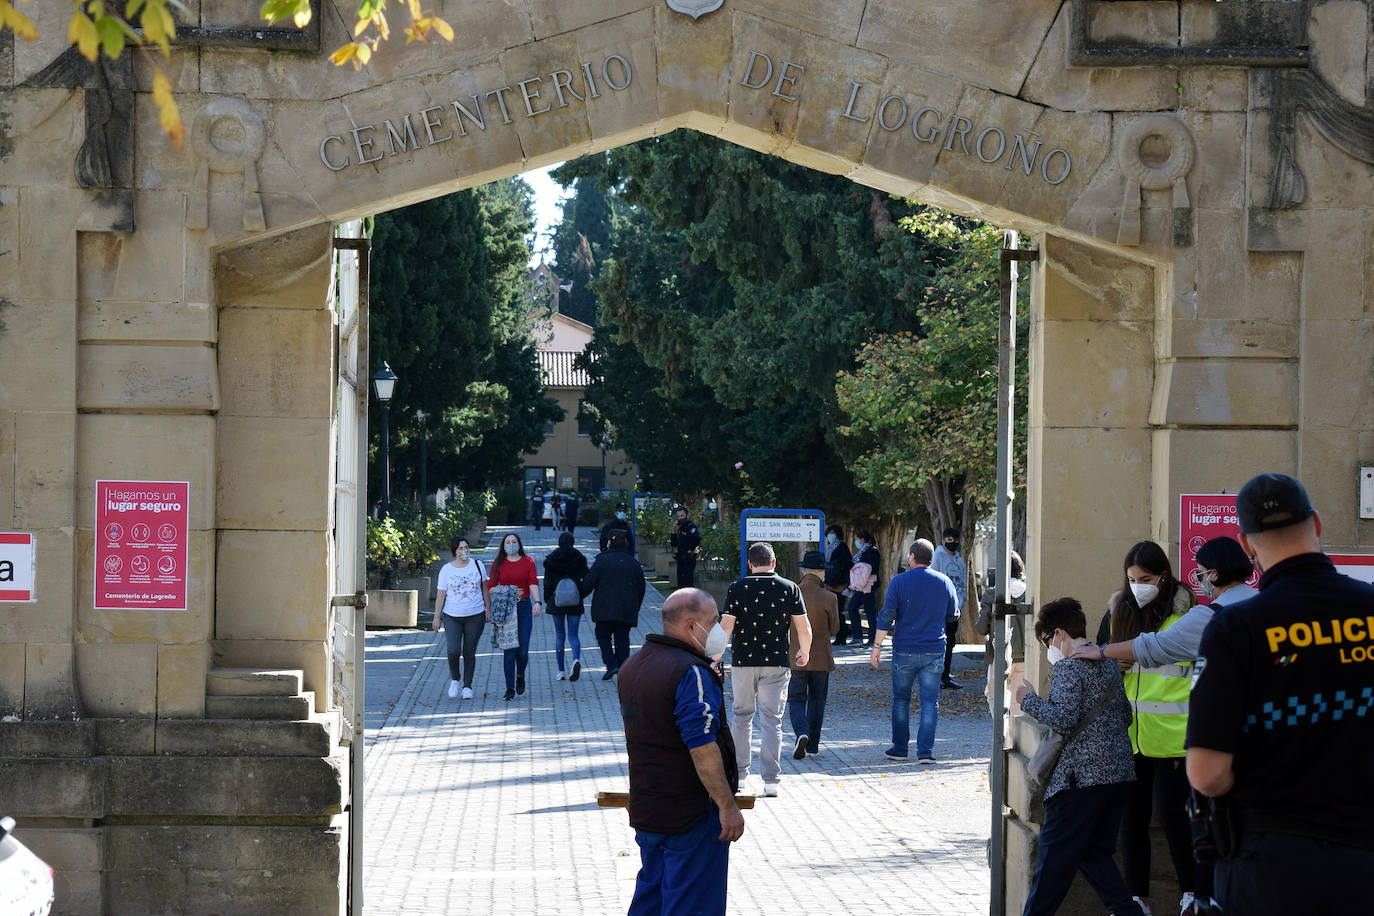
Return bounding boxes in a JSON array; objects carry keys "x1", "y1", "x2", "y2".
[
  {"x1": 670, "y1": 505, "x2": 701, "y2": 588},
  {"x1": 562, "y1": 493, "x2": 579, "y2": 532},
  {"x1": 599, "y1": 501, "x2": 635, "y2": 553},
  {"x1": 581, "y1": 528, "x2": 646, "y2": 679}
]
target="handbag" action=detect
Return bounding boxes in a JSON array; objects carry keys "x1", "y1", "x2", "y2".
[
  {"x1": 489, "y1": 585, "x2": 520, "y2": 650},
  {"x1": 1027, "y1": 675, "x2": 1119, "y2": 794}
]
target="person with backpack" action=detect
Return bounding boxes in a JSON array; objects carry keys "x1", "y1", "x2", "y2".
[
  {"x1": 543, "y1": 531, "x2": 589, "y2": 682},
  {"x1": 431, "y1": 536, "x2": 490, "y2": 701},
  {"x1": 846, "y1": 529, "x2": 881, "y2": 645}
]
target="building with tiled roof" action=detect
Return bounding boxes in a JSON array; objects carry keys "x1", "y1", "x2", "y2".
[{"x1": 522, "y1": 296, "x2": 637, "y2": 510}]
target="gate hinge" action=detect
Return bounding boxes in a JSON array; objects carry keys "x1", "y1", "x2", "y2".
[{"x1": 332, "y1": 591, "x2": 369, "y2": 609}]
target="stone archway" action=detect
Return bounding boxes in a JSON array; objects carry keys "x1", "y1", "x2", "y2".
[{"x1": 5, "y1": 1, "x2": 1374, "y2": 913}]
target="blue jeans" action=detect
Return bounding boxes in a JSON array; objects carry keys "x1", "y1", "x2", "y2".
[
  {"x1": 890, "y1": 651, "x2": 942, "y2": 758},
  {"x1": 787, "y1": 670, "x2": 829, "y2": 748},
  {"x1": 628, "y1": 804, "x2": 729, "y2": 916},
  {"x1": 553, "y1": 612, "x2": 582, "y2": 671},
  {"x1": 502, "y1": 599, "x2": 532, "y2": 689},
  {"x1": 847, "y1": 591, "x2": 876, "y2": 642}
]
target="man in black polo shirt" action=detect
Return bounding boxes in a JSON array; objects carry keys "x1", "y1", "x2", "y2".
[
  {"x1": 722, "y1": 542, "x2": 812, "y2": 798},
  {"x1": 619, "y1": 588, "x2": 743, "y2": 916},
  {"x1": 1186, "y1": 472, "x2": 1374, "y2": 914}
]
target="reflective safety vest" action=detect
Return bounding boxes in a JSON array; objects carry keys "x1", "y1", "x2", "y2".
[{"x1": 1123, "y1": 611, "x2": 1192, "y2": 758}]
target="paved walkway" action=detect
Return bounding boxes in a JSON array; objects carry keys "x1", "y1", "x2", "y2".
[{"x1": 363, "y1": 525, "x2": 993, "y2": 915}]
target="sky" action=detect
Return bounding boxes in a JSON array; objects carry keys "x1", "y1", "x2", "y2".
[{"x1": 525, "y1": 163, "x2": 570, "y2": 266}]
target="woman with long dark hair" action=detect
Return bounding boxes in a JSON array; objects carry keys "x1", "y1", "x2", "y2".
[
  {"x1": 431, "y1": 536, "x2": 488, "y2": 701},
  {"x1": 488, "y1": 532, "x2": 541, "y2": 701},
  {"x1": 823, "y1": 524, "x2": 854, "y2": 645},
  {"x1": 1093, "y1": 541, "x2": 1197, "y2": 916},
  {"x1": 846, "y1": 529, "x2": 881, "y2": 645},
  {"x1": 543, "y1": 531, "x2": 589, "y2": 681}
]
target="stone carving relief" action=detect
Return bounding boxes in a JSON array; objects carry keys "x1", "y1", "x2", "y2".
[
  {"x1": 188, "y1": 97, "x2": 267, "y2": 233},
  {"x1": 666, "y1": 0, "x2": 724, "y2": 21},
  {"x1": 1116, "y1": 114, "x2": 1195, "y2": 248},
  {"x1": 1262, "y1": 68, "x2": 1374, "y2": 210},
  {"x1": 20, "y1": 46, "x2": 135, "y2": 231}
]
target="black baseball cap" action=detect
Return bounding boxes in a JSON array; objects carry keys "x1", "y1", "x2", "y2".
[
  {"x1": 800, "y1": 550, "x2": 827, "y2": 570},
  {"x1": 1236, "y1": 473, "x2": 1314, "y2": 533}
]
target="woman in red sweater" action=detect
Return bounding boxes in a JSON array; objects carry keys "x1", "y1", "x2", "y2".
[{"x1": 488, "y1": 532, "x2": 542, "y2": 700}]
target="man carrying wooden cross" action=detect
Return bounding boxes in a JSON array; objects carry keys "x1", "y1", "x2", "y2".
[{"x1": 618, "y1": 587, "x2": 745, "y2": 915}]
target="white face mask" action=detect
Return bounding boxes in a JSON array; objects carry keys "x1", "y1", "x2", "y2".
[
  {"x1": 1130, "y1": 582, "x2": 1159, "y2": 606},
  {"x1": 694, "y1": 620, "x2": 728, "y2": 658},
  {"x1": 504, "y1": 542, "x2": 520, "y2": 556},
  {"x1": 1046, "y1": 644, "x2": 1065, "y2": 665},
  {"x1": 1199, "y1": 570, "x2": 1216, "y2": 599}
]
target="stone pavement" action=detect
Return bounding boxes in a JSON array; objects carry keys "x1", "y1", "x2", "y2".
[{"x1": 363, "y1": 524, "x2": 993, "y2": 915}]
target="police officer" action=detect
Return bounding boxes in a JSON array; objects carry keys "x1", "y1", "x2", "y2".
[
  {"x1": 670, "y1": 504, "x2": 701, "y2": 588},
  {"x1": 599, "y1": 501, "x2": 635, "y2": 554},
  {"x1": 1186, "y1": 472, "x2": 1374, "y2": 914}
]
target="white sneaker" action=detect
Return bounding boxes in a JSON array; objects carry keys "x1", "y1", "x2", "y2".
[
  {"x1": 461, "y1": 686, "x2": 473, "y2": 700},
  {"x1": 1133, "y1": 897, "x2": 1152, "y2": 916},
  {"x1": 556, "y1": 670, "x2": 567, "y2": 680},
  {"x1": 1178, "y1": 893, "x2": 1195, "y2": 916},
  {"x1": 447, "y1": 680, "x2": 459, "y2": 699},
  {"x1": 761, "y1": 780, "x2": 780, "y2": 798}
]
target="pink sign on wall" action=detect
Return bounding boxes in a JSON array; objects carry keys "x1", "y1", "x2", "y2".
[
  {"x1": 1179, "y1": 493, "x2": 1259, "y2": 604},
  {"x1": 95, "y1": 480, "x2": 189, "y2": 611}
]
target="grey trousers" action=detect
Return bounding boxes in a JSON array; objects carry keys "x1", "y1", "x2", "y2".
[{"x1": 730, "y1": 665, "x2": 791, "y2": 782}]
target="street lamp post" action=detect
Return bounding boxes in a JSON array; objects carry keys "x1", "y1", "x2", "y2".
[
  {"x1": 372, "y1": 363, "x2": 397, "y2": 518},
  {"x1": 415, "y1": 409, "x2": 428, "y2": 515}
]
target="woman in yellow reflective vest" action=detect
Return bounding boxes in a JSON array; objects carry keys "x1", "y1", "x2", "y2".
[{"x1": 1086, "y1": 541, "x2": 1199, "y2": 916}]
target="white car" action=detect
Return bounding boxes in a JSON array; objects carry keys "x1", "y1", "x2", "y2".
[{"x1": 0, "y1": 816, "x2": 53, "y2": 916}]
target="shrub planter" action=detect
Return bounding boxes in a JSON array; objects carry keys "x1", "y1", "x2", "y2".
[
  {"x1": 394, "y1": 576, "x2": 432, "y2": 609},
  {"x1": 366, "y1": 589, "x2": 418, "y2": 627}
]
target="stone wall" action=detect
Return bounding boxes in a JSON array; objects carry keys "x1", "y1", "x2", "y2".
[{"x1": 4, "y1": 0, "x2": 1374, "y2": 912}]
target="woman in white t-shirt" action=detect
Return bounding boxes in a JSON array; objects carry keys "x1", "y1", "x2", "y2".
[{"x1": 432, "y1": 536, "x2": 490, "y2": 700}]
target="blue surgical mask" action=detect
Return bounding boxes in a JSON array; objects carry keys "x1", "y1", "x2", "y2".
[
  {"x1": 616, "y1": 511, "x2": 627, "y2": 520},
  {"x1": 504, "y1": 542, "x2": 519, "y2": 556},
  {"x1": 826, "y1": 534, "x2": 837, "y2": 547}
]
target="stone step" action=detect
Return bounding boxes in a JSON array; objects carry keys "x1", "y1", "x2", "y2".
[
  {"x1": 154, "y1": 715, "x2": 339, "y2": 757},
  {"x1": 204, "y1": 692, "x2": 315, "y2": 720},
  {"x1": 205, "y1": 668, "x2": 304, "y2": 698}
]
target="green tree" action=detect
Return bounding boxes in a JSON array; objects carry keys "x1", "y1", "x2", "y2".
[
  {"x1": 836, "y1": 210, "x2": 1028, "y2": 611},
  {"x1": 557, "y1": 133, "x2": 936, "y2": 545},
  {"x1": 547, "y1": 176, "x2": 620, "y2": 326},
  {"x1": 368, "y1": 179, "x2": 561, "y2": 500}
]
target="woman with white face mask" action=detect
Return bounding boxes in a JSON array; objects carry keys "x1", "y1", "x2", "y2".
[
  {"x1": 1013, "y1": 598, "x2": 1143, "y2": 916},
  {"x1": 1086, "y1": 541, "x2": 1199, "y2": 916},
  {"x1": 1071, "y1": 537, "x2": 1256, "y2": 915}
]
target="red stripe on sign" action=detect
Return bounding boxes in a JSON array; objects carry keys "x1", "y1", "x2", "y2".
[
  {"x1": 0, "y1": 533, "x2": 32, "y2": 545},
  {"x1": 0, "y1": 590, "x2": 33, "y2": 601}
]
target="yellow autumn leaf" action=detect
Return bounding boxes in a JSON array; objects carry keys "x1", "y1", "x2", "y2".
[
  {"x1": 355, "y1": 42, "x2": 371, "y2": 64},
  {"x1": 406, "y1": 0, "x2": 420, "y2": 19},
  {"x1": 431, "y1": 16, "x2": 451, "y2": 41},
  {"x1": 292, "y1": 6, "x2": 310, "y2": 27},
  {"x1": 68, "y1": 11, "x2": 100, "y2": 59},
  {"x1": 3, "y1": 1, "x2": 40, "y2": 41},
  {"x1": 353, "y1": 15, "x2": 367, "y2": 36},
  {"x1": 372, "y1": 8, "x2": 388, "y2": 40},
  {"x1": 330, "y1": 42, "x2": 359, "y2": 66},
  {"x1": 152, "y1": 69, "x2": 184, "y2": 147}
]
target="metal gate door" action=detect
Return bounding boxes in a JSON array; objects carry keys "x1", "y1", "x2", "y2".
[{"x1": 330, "y1": 220, "x2": 371, "y2": 916}]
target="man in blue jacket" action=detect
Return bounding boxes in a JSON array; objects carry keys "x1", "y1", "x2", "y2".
[{"x1": 870, "y1": 539, "x2": 958, "y2": 763}]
